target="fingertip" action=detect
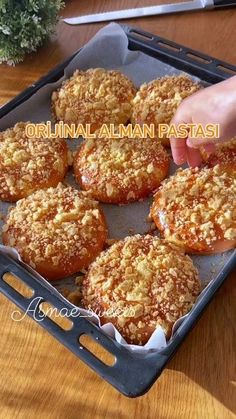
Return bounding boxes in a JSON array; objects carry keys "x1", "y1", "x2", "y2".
[
  {"x1": 173, "y1": 156, "x2": 186, "y2": 165},
  {"x1": 170, "y1": 136, "x2": 188, "y2": 165},
  {"x1": 186, "y1": 137, "x2": 199, "y2": 149},
  {"x1": 187, "y1": 146, "x2": 202, "y2": 168}
]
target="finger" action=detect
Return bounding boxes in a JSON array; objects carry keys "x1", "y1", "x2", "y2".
[
  {"x1": 170, "y1": 108, "x2": 191, "y2": 165},
  {"x1": 170, "y1": 137, "x2": 187, "y2": 165},
  {"x1": 203, "y1": 143, "x2": 216, "y2": 154},
  {"x1": 201, "y1": 143, "x2": 216, "y2": 161},
  {"x1": 186, "y1": 144, "x2": 203, "y2": 168}
]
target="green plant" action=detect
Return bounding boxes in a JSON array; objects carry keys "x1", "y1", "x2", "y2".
[{"x1": 0, "y1": 0, "x2": 64, "y2": 65}]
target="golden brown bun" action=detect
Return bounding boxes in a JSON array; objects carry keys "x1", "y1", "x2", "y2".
[
  {"x1": 2, "y1": 184, "x2": 107, "y2": 281},
  {"x1": 0, "y1": 122, "x2": 68, "y2": 202},
  {"x1": 131, "y1": 75, "x2": 202, "y2": 147},
  {"x1": 73, "y1": 135, "x2": 170, "y2": 204},
  {"x1": 82, "y1": 234, "x2": 201, "y2": 345},
  {"x1": 150, "y1": 165, "x2": 236, "y2": 254},
  {"x1": 202, "y1": 138, "x2": 236, "y2": 177},
  {"x1": 51, "y1": 68, "x2": 136, "y2": 132}
]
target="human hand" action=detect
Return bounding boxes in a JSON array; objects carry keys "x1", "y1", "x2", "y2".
[{"x1": 170, "y1": 75, "x2": 236, "y2": 167}]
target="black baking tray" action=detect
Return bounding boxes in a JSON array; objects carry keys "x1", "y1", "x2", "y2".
[{"x1": 0, "y1": 25, "x2": 235, "y2": 397}]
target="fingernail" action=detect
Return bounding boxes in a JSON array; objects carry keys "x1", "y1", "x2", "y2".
[
  {"x1": 174, "y1": 153, "x2": 186, "y2": 163},
  {"x1": 174, "y1": 157, "x2": 185, "y2": 165},
  {"x1": 186, "y1": 138, "x2": 197, "y2": 148}
]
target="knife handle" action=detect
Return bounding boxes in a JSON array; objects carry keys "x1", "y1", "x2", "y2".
[{"x1": 214, "y1": 0, "x2": 236, "y2": 6}]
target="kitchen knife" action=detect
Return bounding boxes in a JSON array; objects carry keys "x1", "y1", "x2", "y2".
[{"x1": 64, "y1": 0, "x2": 236, "y2": 25}]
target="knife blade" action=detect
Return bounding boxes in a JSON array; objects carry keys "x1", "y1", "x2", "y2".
[{"x1": 63, "y1": 0, "x2": 215, "y2": 25}]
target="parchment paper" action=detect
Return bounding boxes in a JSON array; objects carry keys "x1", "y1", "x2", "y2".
[{"x1": 0, "y1": 23, "x2": 235, "y2": 354}]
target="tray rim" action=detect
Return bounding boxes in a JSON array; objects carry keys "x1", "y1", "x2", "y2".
[{"x1": 0, "y1": 23, "x2": 235, "y2": 397}]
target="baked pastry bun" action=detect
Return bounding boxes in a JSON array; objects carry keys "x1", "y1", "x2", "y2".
[
  {"x1": 0, "y1": 122, "x2": 68, "y2": 202},
  {"x1": 73, "y1": 135, "x2": 170, "y2": 204},
  {"x1": 51, "y1": 68, "x2": 136, "y2": 133},
  {"x1": 82, "y1": 234, "x2": 201, "y2": 345},
  {"x1": 131, "y1": 75, "x2": 201, "y2": 146},
  {"x1": 202, "y1": 138, "x2": 236, "y2": 177},
  {"x1": 2, "y1": 184, "x2": 107, "y2": 281},
  {"x1": 151, "y1": 165, "x2": 236, "y2": 254}
]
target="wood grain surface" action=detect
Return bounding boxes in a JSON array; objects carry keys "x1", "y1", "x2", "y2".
[{"x1": 0, "y1": 1, "x2": 235, "y2": 418}]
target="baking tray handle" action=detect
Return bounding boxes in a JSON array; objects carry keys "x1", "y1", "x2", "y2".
[
  {"x1": 124, "y1": 25, "x2": 236, "y2": 83},
  {"x1": 0, "y1": 252, "x2": 167, "y2": 397}
]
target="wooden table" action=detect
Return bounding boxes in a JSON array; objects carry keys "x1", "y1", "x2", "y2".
[{"x1": 0, "y1": 1, "x2": 235, "y2": 418}]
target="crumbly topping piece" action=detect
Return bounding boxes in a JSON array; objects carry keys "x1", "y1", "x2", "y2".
[
  {"x1": 2, "y1": 183, "x2": 107, "y2": 279},
  {"x1": 82, "y1": 234, "x2": 200, "y2": 345},
  {"x1": 66, "y1": 289, "x2": 83, "y2": 306},
  {"x1": 0, "y1": 122, "x2": 68, "y2": 201},
  {"x1": 151, "y1": 165, "x2": 236, "y2": 253},
  {"x1": 131, "y1": 75, "x2": 201, "y2": 142},
  {"x1": 51, "y1": 68, "x2": 136, "y2": 132},
  {"x1": 74, "y1": 135, "x2": 169, "y2": 203}
]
